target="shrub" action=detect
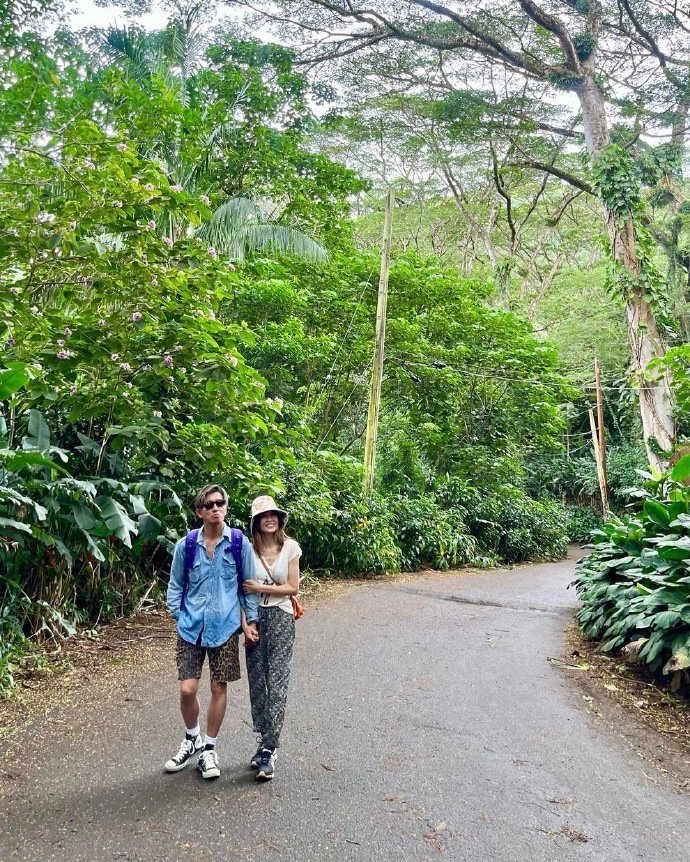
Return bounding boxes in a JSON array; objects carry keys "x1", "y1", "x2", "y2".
[
  {"x1": 389, "y1": 494, "x2": 479, "y2": 571},
  {"x1": 464, "y1": 486, "x2": 568, "y2": 562},
  {"x1": 565, "y1": 504, "x2": 603, "y2": 542},
  {"x1": 572, "y1": 456, "x2": 690, "y2": 686}
]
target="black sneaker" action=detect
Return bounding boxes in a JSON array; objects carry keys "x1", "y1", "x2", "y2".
[
  {"x1": 165, "y1": 734, "x2": 203, "y2": 772},
  {"x1": 197, "y1": 748, "x2": 221, "y2": 779},
  {"x1": 250, "y1": 740, "x2": 264, "y2": 770},
  {"x1": 255, "y1": 747, "x2": 276, "y2": 781}
]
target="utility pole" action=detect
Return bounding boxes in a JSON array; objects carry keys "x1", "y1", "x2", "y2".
[
  {"x1": 595, "y1": 357, "x2": 607, "y2": 484},
  {"x1": 590, "y1": 358, "x2": 609, "y2": 517},
  {"x1": 363, "y1": 189, "x2": 395, "y2": 494}
]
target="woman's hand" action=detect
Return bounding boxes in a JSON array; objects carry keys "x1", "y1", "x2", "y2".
[{"x1": 243, "y1": 579, "x2": 264, "y2": 595}]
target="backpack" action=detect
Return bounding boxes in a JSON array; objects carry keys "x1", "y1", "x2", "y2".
[{"x1": 181, "y1": 528, "x2": 245, "y2": 608}]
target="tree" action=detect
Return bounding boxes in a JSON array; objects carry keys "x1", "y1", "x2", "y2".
[
  {"x1": 249, "y1": 0, "x2": 690, "y2": 468},
  {"x1": 98, "y1": 19, "x2": 328, "y2": 261}
]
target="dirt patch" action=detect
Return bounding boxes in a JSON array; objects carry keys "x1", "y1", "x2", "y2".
[{"x1": 561, "y1": 625, "x2": 690, "y2": 792}]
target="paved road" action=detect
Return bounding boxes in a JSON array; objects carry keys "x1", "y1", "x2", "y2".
[{"x1": 1, "y1": 557, "x2": 688, "y2": 861}]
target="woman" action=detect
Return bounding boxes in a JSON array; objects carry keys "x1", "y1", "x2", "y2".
[{"x1": 242, "y1": 494, "x2": 301, "y2": 781}]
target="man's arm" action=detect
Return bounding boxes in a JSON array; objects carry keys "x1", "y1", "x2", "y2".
[
  {"x1": 166, "y1": 539, "x2": 185, "y2": 620},
  {"x1": 240, "y1": 534, "x2": 259, "y2": 623}
]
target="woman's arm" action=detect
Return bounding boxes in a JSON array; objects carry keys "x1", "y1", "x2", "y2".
[{"x1": 244, "y1": 557, "x2": 300, "y2": 597}]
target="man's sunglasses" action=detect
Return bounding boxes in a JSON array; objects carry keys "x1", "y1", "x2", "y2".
[{"x1": 200, "y1": 498, "x2": 226, "y2": 510}]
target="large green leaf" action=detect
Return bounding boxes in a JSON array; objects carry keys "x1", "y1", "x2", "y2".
[
  {"x1": 0, "y1": 517, "x2": 32, "y2": 534},
  {"x1": 96, "y1": 496, "x2": 137, "y2": 546},
  {"x1": 137, "y1": 512, "x2": 162, "y2": 542},
  {"x1": 23, "y1": 410, "x2": 51, "y2": 453},
  {"x1": 670, "y1": 454, "x2": 690, "y2": 483},
  {"x1": 643, "y1": 499, "x2": 672, "y2": 528},
  {"x1": 0, "y1": 365, "x2": 29, "y2": 400}
]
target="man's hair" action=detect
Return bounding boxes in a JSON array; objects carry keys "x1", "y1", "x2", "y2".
[{"x1": 193, "y1": 484, "x2": 228, "y2": 510}]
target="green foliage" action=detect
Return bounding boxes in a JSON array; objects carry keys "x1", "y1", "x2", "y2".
[
  {"x1": 573, "y1": 465, "x2": 690, "y2": 684},
  {"x1": 467, "y1": 487, "x2": 568, "y2": 563},
  {"x1": 591, "y1": 145, "x2": 642, "y2": 218},
  {"x1": 573, "y1": 33, "x2": 596, "y2": 61},
  {"x1": 436, "y1": 477, "x2": 568, "y2": 563},
  {"x1": 564, "y1": 504, "x2": 603, "y2": 542},
  {"x1": 389, "y1": 495, "x2": 478, "y2": 571}
]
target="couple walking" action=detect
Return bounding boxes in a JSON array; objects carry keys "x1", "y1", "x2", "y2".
[{"x1": 164, "y1": 485, "x2": 301, "y2": 782}]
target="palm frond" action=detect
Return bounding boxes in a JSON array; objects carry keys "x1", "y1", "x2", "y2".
[
  {"x1": 202, "y1": 198, "x2": 326, "y2": 262},
  {"x1": 102, "y1": 27, "x2": 156, "y2": 83}
]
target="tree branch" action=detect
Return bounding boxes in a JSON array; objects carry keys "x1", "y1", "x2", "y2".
[{"x1": 506, "y1": 160, "x2": 594, "y2": 194}]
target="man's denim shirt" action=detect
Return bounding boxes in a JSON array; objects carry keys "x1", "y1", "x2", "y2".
[{"x1": 167, "y1": 526, "x2": 259, "y2": 648}]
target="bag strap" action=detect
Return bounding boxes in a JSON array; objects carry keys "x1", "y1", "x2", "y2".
[
  {"x1": 228, "y1": 527, "x2": 244, "y2": 584},
  {"x1": 181, "y1": 529, "x2": 200, "y2": 612},
  {"x1": 256, "y1": 552, "x2": 275, "y2": 584}
]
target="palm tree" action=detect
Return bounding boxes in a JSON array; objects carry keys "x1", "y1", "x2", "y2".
[{"x1": 101, "y1": 13, "x2": 327, "y2": 263}]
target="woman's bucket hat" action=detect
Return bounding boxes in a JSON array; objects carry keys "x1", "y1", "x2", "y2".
[{"x1": 250, "y1": 495, "x2": 289, "y2": 533}]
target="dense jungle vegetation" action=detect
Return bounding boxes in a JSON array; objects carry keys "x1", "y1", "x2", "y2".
[{"x1": 3, "y1": 0, "x2": 690, "y2": 693}]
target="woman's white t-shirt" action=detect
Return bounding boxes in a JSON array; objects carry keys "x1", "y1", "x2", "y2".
[{"x1": 253, "y1": 538, "x2": 302, "y2": 616}]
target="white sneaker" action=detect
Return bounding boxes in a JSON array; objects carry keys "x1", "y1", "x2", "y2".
[
  {"x1": 165, "y1": 734, "x2": 203, "y2": 772},
  {"x1": 197, "y1": 748, "x2": 221, "y2": 779}
]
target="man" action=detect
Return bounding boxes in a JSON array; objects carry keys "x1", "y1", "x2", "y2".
[{"x1": 165, "y1": 484, "x2": 259, "y2": 780}]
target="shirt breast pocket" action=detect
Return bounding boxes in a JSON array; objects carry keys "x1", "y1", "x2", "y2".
[
  {"x1": 221, "y1": 554, "x2": 238, "y2": 580},
  {"x1": 188, "y1": 560, "x2": 204, "y2": 585}
]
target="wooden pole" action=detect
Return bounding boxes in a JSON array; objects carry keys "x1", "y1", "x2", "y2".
[
  {"x1": 363, "y1": 189, "x2": 395, "y2": 494},
  {"x1": 594, "y1": 358, "x2": 607, "y2": 479},
  {"x1": 589, "y1": 408, "x2": 609, "y2": 517}
]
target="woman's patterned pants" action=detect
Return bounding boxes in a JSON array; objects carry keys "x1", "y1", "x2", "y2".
[{"x1": 245, "y1": 606, "x2": 295, "y2": 750}]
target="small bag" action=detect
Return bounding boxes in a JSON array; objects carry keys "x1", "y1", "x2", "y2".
[
  {"x1": 290, "y1": 595, "x2": 305, "y2": 620},
  {"x1": 258, "y1": 552, "x2": 305, "y2": 620}
]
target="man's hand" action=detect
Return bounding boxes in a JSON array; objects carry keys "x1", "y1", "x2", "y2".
[
  {"x1": 243, "y1": 579, "x2": 264, "y2": 595},
  {"x1": 243, "y1": 621, "x2": 259, "y2": 646}
]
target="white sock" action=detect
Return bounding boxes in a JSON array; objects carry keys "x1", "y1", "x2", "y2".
[
  {"x1": 186, "y1": 725, "x2": 200, "y2": 739},
  {"x1": 204, "y1": 734, "x2": 217, "y2": 749}
]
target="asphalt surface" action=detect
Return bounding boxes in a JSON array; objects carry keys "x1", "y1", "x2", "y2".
[{"x1": 1, "y1": 556, "x2": 688, "y2": 861}]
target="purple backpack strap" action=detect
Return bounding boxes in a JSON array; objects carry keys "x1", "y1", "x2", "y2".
[
  {"x1": 184, "y1": 529, "x2": 200, "y2": 580},
  {"x1": 228, "y1": 528, "x2": 244, "y2": 583},
  {"x1": 180, "y1": 529, "x2": 199, "y2": 612}
]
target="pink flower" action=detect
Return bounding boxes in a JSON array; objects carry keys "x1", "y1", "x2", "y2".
[
  {"x1": 229, "y1": 356, "x2": 238, "y2": 368},
  {"x1": 110, "y1": 353, "x2": 120, "y2": 362},
  {"x1": 98, "y1": 319, "x2": 107, "y2": 327},
  {"x1": 170, "y1": 183, "x2": 183, "y2": 193},
  {"x1": 147, "y1": 220, "x2": 156, "y2": 230},
  {"x1": 163, "y1": 354, "x2": 174, "y2": 368},
  {"x1": 142, "y1": 364, "x2": 152, "y2": 372},
  {"x1": 57, "y1": 349, "x2": 74, "y2": 359},
  {"x1": 57, "y1": 339, "x2": 65, "y2": 347},
  {"x1": 162, "y1": 236, "x2": 173, "y2": 249},
  {"x1": 119, "y1": 362, "x2": 132, "y2": 372},
  {"x1": 153, "y1": 410, "x2": 162, "y2": 418},
  {"x1": 70, "y1": 385, "x2": 78, "y2": 396},
  {"x1": 64, "y1": 327, "x2": 72, "y2": 338},
  {"x1": 131, "y1": 311, "x2": 142, "y2": 322},
  {"x1": 10, "y1": 287, "x2": 20, "y2": 295},
  {"x1": 200, "y1": 194, "x2": 210, "y2": 206},
  {"x1": 208, "y1": 246, "x2": 218, "y2": 259}
]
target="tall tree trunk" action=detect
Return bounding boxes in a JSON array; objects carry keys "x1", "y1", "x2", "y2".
[{"x1": 577, "y1": 67, "x2": 675, "y2": 469}]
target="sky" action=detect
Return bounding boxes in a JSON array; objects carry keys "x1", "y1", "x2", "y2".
[{"x1": 70, "y1": 0, "x2": 170, "y2": 30}]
